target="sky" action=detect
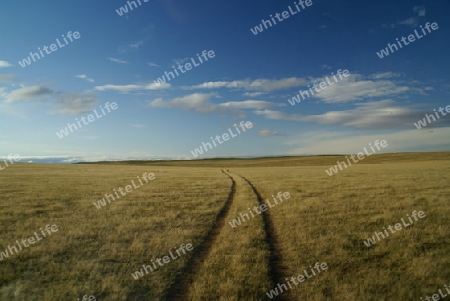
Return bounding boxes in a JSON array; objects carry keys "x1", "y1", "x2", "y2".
[{"x1": 1, "y1": 0, "x2": 449, "y2": 162}]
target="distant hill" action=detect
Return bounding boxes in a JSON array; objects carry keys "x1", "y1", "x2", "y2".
[{"x1": 75, "y1": 151, "x2": 450, "y2": 168}]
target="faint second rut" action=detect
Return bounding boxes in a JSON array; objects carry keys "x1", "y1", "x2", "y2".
[
  {"x1": 164, "y1": 169, "x2": 236, "y2": 301},
  {"x1": 165, "y1": 170, "x2": 290, "y2": 300},
  {"x1": 234, "y1": 172, "x2": 291, "y2": 301}
]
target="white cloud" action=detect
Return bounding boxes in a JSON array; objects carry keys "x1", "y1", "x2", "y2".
[
  {"x1": 369, "y1": 72, "x2": 401, "y2": 79},
  {"x1": 187, "y1": 73, "x2": 409, "y2": 99},
  {"x1": 118, "y1": 41, "x2": 144, "y2": 53},
  {"x1": 172, "y1": 57, "x2": 190, "y2": 65},
  {"x1": 187, "y1": 77, "x2": 309, "y2": 92},
  {"x1": 284, "y1": 127, "x2": 450, "y2": 155},
  {"x1": 48, "y1": 93, "x2": 98, "y2": 115},
  {"x1": 150, "y1": 93, "x2": 220, "y2": 113},
  {"x1": 254, "y1": 109, "x2": 289, "y2": 121},
  {"x1": 129, "y1": 41, "x2": 144, "y2": 49},
  {"x1": 384, "y1": 12, "x2": 424, "y2": 29},
  {"x1": 255, "y1": 100, "x2": 450, "y2": 130},
  {"x1": 0, "y1": 60, "x2": 13, "y2": 68},
  {"x1": 108, "y1": 57, "x2": 127, "y2": 64},
  {"x1": 219, "y1": 100, "x2": 285, "y2": 109},
  {"x1": 323, "y1": 12, "x2": 341, "y2": 21},
  {"x1": 2, "y1": 85, "x2": 99, "y2": 115},
  {"x1": 398, "y1": 17, "x2": 419, "y2": 27},
  {"x1": 414, "y1": 5, "x2": 426, "y2": 17},
  {"x1": 322, "y1": 65, "x2": 332, "y2": 70},
  {"x1": 308, "y1": 73, "x2": 410, "y2": 103},
  {"x1": 0, "y1": 88, "x2": 6, "y2": 98},
  {"x1": 3, "y1": 85, "x2": 54, "y2": 103},
  {"x1": 0, "y1": 74, "x2": 15, "y2": 82},
  {"x1": 94, "y1": 82, "x2": 170, "y2": 92},
  {"x1": 243, "y1": 92, "x2": 266, "y2": 97},
  {"x1": 149, "y1": 93, "x2": 283, "y2": 117},
  {"x1": 75, "y1": 74, "x2": 95, "y2": 83},
  {"x1": 258, "y1": 129, "x2": 283, "y2": 137},
  {"x1": 147, "y1": 62, "x2": 159, "y2": 67}
]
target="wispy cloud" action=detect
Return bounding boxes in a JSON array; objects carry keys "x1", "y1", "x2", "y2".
[
  {"x1": 94, "y1": 82, "x2": 170, "y2": 92},
  {"x1": 118, "y1": 40, "x2": 144, "y2": 53},
  {"x1": 255, "y1": 100, "x2": 450, "y2": 130},
  {"x1": 284, "y1": 127, "x2": 450, "y2": 155},
  {"x1": 149, "y1": 93, "x2": 286, "y2": 118},
  {"x1": 323, "y1": 12, "x2": 341, "y2": 21},
  {"x1": 414, "y1": 5, "x2": 426, "y2": 17},
  {"x1": 185, "y1": 72, "x2": 412, "y2": 103},
  {"x1": 305, "y1": 73, "x2": 411, "y2": 103},
  {"x1": 150, "y1": 93, "x2": 221, "y2": 113},
  {"x1": 0, "y1": 74, "x2": 16, "y2": 82},
  {"x1": 2, "y1": 85, "x2": 98, "y2": 115},
  {"x1": 243, "y1": 92, "x2": 267, "y2": 97},
  {"x1": 75, "y1": 74, "x2": 95, "y2": 83},
  {"x1": 398, "y1": 17, "x2": 419, "y2": 27},
  {"x1": 129, "y1": 41, "x2": 144, "y2": 49},
  {"x1": 186, "y1": 77, "x2": 309, "y2": 92},
  {"x1": 108, "y1": 57, "x2": 127, "y2": 64},
  {"x1": 258, "y1": 129, "x2": 284, "y2": 137},
  {"x1": 382, "y1": 6, "x2": 426, "y2": 29},
  {"x1": 219, "y1": 100, "x2": 285, "y2": 109},
  {"x1": 0, "y1": 60, "x2": 13, "y2": 68},
  {"x1": 48, "y1": 93, "x2": 98, "y2": 115},
  {"x1": 368, "y1": 72, "x2": 402, "y2": 79},
  {"x1": 147, "y1": 62, "x2": 159, "y2": 67},
  {"x1": 172, "y1": 57, "x2": 190, "y2": 65},
  {"x1": 3, "y1": 85, "x2": 54, "y2": 103}
]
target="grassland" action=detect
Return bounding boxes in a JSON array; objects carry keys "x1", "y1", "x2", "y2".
[
  {"x1": 1, "y1": 152, "x2": 449, "y2": 300},
  {"x1": 234, "y1": 159, "x2": 450, "y2": 299},
  {"x1": 0, "y1": 165, "x2": 230, "y2": 300}
]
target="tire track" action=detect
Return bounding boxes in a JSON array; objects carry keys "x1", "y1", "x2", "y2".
[
  {"x1": 234, "y1": 172, "x2": 291, "y2": 301},
  {"x1": 164, "y1": 169, "x2": 236, "y2": 301}
]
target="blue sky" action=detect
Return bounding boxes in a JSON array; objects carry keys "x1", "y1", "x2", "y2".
[{"x1": 1, "y1": 0, "x2": 449, "y2": 162}]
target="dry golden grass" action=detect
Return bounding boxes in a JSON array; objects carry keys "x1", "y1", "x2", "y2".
[
  {"x1": 185, "y1": 172, "x2": 271, "y2": 301},
  {"x1": 0, "y1": 164, "x2": 229, "y2": 300},
  {"x1": 1, "y1": 152, "x2": 449, "y2": 300},
  {"x1": 234, "y1": 159, "x2": 450, "y2": 300}
]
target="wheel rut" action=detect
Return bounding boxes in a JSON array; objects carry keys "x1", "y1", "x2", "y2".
[
  {"x1": 164, "y1": 169, "x2": 236, "y2": 301},
  {"x1": 234, "y1": 172, "x2": 291, "y2": 301},
  {"x1": 165, "y1": 170, "x2": 290, "y2": 300}
]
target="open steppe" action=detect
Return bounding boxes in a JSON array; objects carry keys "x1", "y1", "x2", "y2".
[{"x1": 1, "y1": 152, "x2": 449, "y2": 300}]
